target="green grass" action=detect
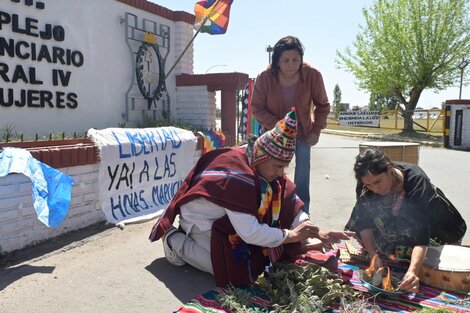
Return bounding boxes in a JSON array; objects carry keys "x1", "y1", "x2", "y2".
[
  {"x1": 326, "y1": 119, "x2": 443, "y2": 144},
  {"x1": 328, "y1": 116, "x2": 444, "y2": 133},
  {"x1": 327, "y1": 123, "x2": 402, "y2": 134}
]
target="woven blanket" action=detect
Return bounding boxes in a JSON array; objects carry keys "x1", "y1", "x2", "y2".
[
  {"x1": 176, "y1": 286, "x2": 270, "y2": 313},
  {"x1": 176, "y1": 262, "x2": 470, "y2": 313},
  {"x1": 339, "y1": 262, "x2": 470, "y2": 312}
]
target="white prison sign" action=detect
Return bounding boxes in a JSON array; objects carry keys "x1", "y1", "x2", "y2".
[{"x1": 338, "y1": 111, "x2": 380, "y2": 127}]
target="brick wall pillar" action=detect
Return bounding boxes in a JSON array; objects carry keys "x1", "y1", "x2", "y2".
[
  {"x1": 220, "y1": 88, "x2": 237, "y2": 146},
  {"x1": 176, "y1": 72, "x2": 249, "y2": 147}
]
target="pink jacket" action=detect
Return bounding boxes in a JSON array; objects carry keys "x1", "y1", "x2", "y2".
[{"x1": 251, "y1": 64, "x2": 330, "y2": 143}]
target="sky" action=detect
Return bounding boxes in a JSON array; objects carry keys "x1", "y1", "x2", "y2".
[{"x1": 151, "y1": 0, "x2": 467, "y2": 109}]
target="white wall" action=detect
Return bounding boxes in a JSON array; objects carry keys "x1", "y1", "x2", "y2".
[
  {"x1": 0, "y1": 0, "x2": 194, "y2": 137},
  {"x1": 448, "y1": 105, "x2": 470, "y2": 149},
  {"x1": 0, "y1": 0, "x2": 222, "y2": 252},
  {"x1": 176, "y1": 86, "x2": 216, "y2": 129},
  {"x1": 0, "y1": 149, "x2": 202, "y2": 252},
  {"x1": 173, "y1": 21, "x2": 194, "y2": 76},
  {"x1": 0, "y1": 164, "x2": 103, "y2": 252}
]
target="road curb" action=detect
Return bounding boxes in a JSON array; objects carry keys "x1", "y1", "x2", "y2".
[{"x1": 323, "y1": 129, "x2": 443, "y2": 148}]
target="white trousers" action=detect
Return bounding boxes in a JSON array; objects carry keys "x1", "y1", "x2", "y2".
[{"x1": 169, "y1": 225, "x2": 214, "y2": 275}]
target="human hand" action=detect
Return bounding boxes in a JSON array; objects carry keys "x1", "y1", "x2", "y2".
[
  {"x1": 398, "y1": 271, "x2": 420, "y2": 293},
  {"x1": 285, "y1": 221, "x2": 320, "y2": 244},
  {"x1": 305, "y1": 133, "x2": 319, "y2": 146},
  {"x1": 317, "y1": 230, "x2": 356, "y2": 244}
]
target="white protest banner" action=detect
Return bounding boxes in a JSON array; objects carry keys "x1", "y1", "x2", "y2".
[
  {"x1": 88, "y1": 127, "x2": 197, "y2": 224},
  {"x1": 339, "y1": 111, "x2": 380, "y2": 127}
]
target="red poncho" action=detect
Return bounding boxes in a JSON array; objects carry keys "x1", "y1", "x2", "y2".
[{"x1": 149, "y1": 146, "x2": 303, "y2": 286}]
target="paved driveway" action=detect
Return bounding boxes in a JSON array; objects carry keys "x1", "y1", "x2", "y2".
[{"x1": 1, "y1": 132, "x2": 468, "y2": 313}]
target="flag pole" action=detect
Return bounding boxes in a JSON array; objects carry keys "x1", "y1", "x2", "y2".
[{"x1": 165, "y1": 0, "x2": 221, "y2": 80}]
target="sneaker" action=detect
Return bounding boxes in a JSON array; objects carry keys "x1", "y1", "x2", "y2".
[{"x1": 162, "y1": 226, "x2": 186, "y2": 266}]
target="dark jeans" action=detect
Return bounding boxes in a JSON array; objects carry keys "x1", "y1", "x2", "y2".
[{"x1": 294, "y1": 138, "x2": 311, "y2": 214}]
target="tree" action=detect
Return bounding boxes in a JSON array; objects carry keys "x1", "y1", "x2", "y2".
[
  {"x1": 368, "y1": 92, "x2": 399, "y2": 113},
  {"x1": 333, "y1": 84, "x2": 343, "y2": 114},
  {"x1": 336, "y1": 0, "x2": 470, "y2": 132}
]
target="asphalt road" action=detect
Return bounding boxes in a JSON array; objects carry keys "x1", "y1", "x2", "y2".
[{"x1": 1, "y1": 133, "x2": 468, "y2": 313}]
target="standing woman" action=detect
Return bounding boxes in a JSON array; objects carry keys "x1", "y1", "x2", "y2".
[{"x1": 251, "y1": 35, "x2": 330, "y2": 214}]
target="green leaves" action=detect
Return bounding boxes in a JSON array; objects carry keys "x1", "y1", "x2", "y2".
[
  {"x1": 333, "y1": 84, "x2": 343, "y2": 114},
  {"x1": 216, "y1": 286, "x2": 266, "y2": 313},
  {"x1": 257, "y1": 263, "x2": 358, "y2": 313},
  {"x1": 336, "y1": 0, "x2": 470, "y2": 130}
]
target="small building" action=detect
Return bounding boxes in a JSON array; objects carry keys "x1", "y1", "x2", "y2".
[{"x1": 0, "y1": 0, "x2": 247, "y2": 145}]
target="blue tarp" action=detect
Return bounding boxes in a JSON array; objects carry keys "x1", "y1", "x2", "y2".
[{"x1": 0, "y1": 147, "x2": 75, "y2": 227}]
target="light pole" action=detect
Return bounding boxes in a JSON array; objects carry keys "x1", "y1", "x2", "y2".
[
  {"x1": 458, "y1": 58, "x2": 468, "y2": 99},
  {"x1": 266, "y1": 45, "x2": 274, "y2": 64},
  {"x1": 205, "y1": 64, "x2": 228, "y2": 74}
]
